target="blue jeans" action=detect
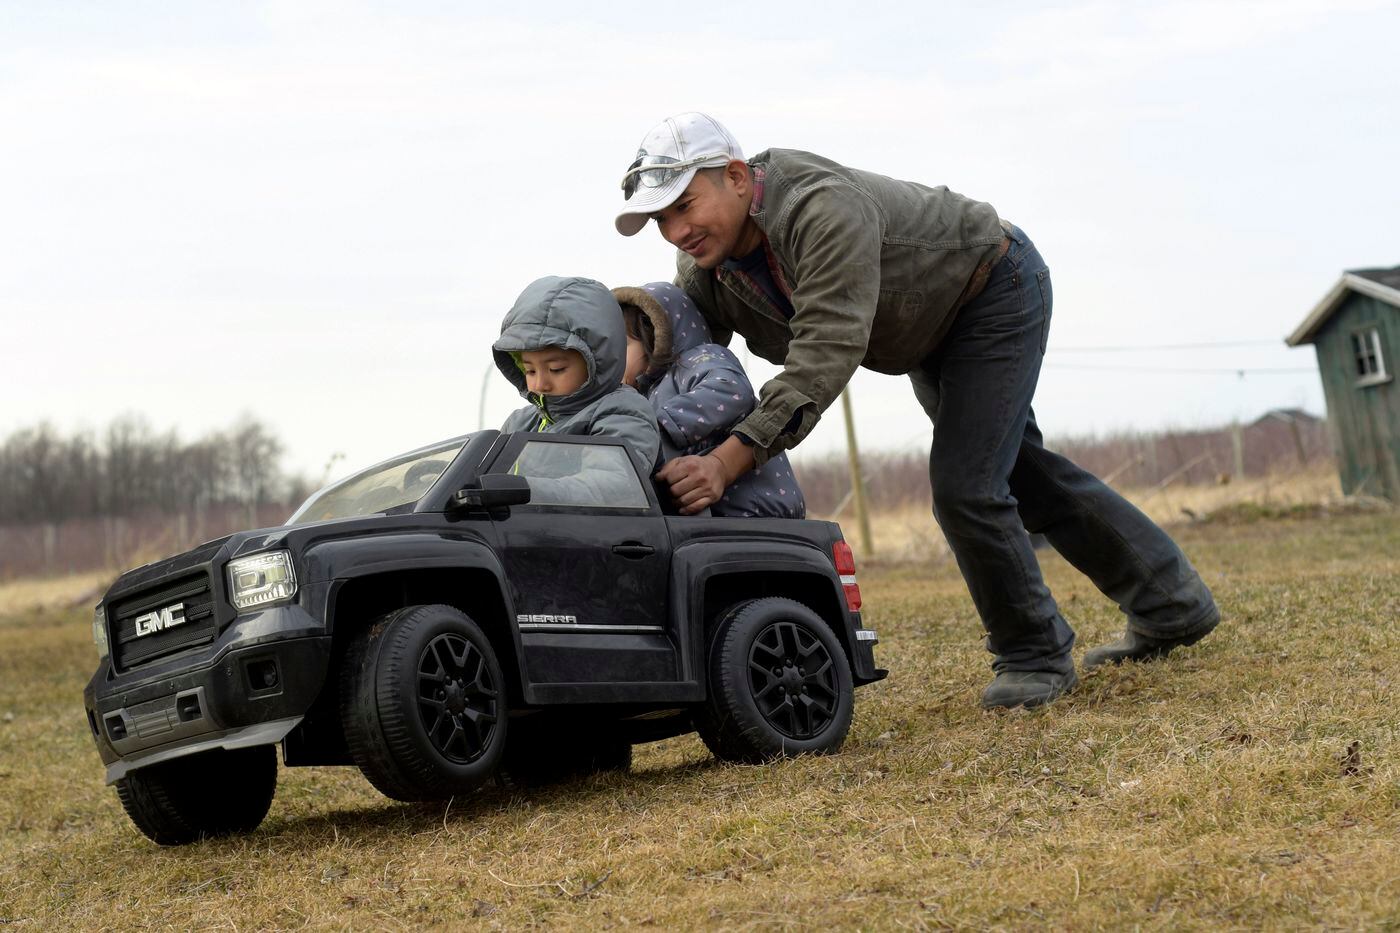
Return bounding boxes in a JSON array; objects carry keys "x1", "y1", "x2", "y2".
[{"x1": 909, "y1": 225, "x2": 1219, "y2": 673}]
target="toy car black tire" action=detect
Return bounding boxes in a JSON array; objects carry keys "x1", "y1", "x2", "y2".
[
  {"x1": 114, "y1": 745, "x2": 277, "y2": 846},
  {"x1": 695, "y1": 597, "x2": 854, "y2": 763},
  {"x1": 340, "y1": 604, "x2": 507, "y2": 802}
]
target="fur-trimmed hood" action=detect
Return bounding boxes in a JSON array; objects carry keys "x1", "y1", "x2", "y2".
[
  {"x1": 611, "y1": 284, "x2": 673, "y2": 392},
  {"x1": 613, "y1": 282, "x2": 718, "y2": 391}
]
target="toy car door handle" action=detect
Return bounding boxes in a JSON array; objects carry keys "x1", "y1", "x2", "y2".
[{"x1": 611, "y1": 542, "x2": 655, "y2": 559}]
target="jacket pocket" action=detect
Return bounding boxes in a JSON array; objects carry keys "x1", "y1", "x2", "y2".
[
  {"x1": 867, "y1": 287, "x2": 926, "y2": 365},
  {"x1": 877, "y1": 287, "x2": 924, "y2": 323}
]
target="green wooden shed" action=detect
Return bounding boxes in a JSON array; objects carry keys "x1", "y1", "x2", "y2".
[{"x1": 1286, "y1": 266, "x2": 1400, "y2": 500}]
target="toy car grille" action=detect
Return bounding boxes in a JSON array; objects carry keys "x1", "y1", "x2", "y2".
[{"x1": 110, "y1": 572, "x2": 219, "y2": 671}]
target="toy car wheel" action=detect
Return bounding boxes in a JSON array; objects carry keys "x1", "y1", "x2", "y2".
[
  {"x1": 340, "y1": 604, "x2": 507, "y2": 801},
  {"x1": 114, "y1": 745, "x2": 277, "y2": 846},
  {"x1": 696, "y1": 597, "x2": 854, "y2": 763}
]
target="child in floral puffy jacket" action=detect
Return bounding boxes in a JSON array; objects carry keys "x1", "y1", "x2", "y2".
[{"x1": 613, "y1": 282, "x2": 805, "y2": 519}]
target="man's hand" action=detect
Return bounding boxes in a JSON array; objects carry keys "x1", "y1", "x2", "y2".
[
  {"x1": 656, "y1": 435, "x2": 756, "y2": 515},
  {"x1": 656, "y1": 454, "x2": 726, "y2": 515}
]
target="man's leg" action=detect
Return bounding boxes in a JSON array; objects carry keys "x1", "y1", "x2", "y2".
[
  {"x1": 912, "y1": 227, "x2": 1075, "y2": 708},
  {"x1": 1009, "y1": 418, "x2": 1219, "y2": 666}
]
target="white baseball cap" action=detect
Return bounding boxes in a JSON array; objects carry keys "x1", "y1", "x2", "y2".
[{"x1": 615, "y1": 112, "x2": 744, "y2": 236}]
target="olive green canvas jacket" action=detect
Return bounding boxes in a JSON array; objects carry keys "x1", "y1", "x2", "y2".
[{"x1": 675, "y1": 148, "x2": 1007, "y2": 464}]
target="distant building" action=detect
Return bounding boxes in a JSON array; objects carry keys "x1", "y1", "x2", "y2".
[
  {"x1": 1287, "y1": 266, "x2": 1400, "y2": 500},
  {"x1": 1243, "y1": 408, "x2": 1324, "y2": 473},
  {"x1": 1249, "y1": 408, "x2": 1321, "y2": 429}
]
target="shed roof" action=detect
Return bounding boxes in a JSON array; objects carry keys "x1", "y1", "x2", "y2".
[
  {"x1": 1249, "y1": 407, "x2": 1321, "y2": 427},
  {"x1": 1353, "y1": 267, "x2": 1400, "y2": 291},
  {"x1": 1287, "y1": 265, "x2": 1400, "y2": 346}
]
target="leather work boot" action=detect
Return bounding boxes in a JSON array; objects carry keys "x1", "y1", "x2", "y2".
[
  {"x1": 1082, "y1": 628, "x2": 1211, "y2": 671},
  {"x1": 980, "y1": 669, "x2": 1079, "y2": 710}
]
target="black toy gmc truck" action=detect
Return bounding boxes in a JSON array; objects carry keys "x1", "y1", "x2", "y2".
[{"x1": 84, "y1": 430, "x2": 885, "y2": 845}]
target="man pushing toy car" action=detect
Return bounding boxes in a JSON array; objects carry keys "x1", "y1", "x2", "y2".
[{"x1": 614, "y1": 112, "x2": 1219, "y2": 710}]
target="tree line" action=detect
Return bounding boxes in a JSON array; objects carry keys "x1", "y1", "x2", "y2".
[{"x1": 0, "y1": 415, "x2": 311, "y2": 526}]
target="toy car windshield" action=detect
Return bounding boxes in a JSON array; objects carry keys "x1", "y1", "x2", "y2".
[{"x1": 287, "y1": 436, "x2": 470, "y2": 524}]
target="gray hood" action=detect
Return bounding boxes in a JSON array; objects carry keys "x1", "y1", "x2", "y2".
[{"x1": 492, "y1": 276, "x2": 628, "y2": 418}]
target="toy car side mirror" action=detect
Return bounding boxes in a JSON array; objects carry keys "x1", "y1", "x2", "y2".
[{"x1": 451, "y1": 473, "x2": 531, "y2": 510}]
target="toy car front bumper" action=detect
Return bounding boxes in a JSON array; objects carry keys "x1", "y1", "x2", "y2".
[{"x1": 84, "y1": 603, "x2": 332, "y2": 783}]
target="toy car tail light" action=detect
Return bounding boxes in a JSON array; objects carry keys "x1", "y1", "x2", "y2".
[{"x1": 832, "y1": 540, "x2": 862, "y2": 612}]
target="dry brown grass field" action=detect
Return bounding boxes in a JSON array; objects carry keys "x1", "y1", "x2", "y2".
[
  {"x1": 844, "y1": 465, "x2": 1346, "y2": 562},
  {"x1": 1, "y1": 494, "x2": 1397, "y2": 929}
]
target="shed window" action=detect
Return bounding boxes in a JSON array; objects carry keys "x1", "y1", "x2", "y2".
[{"x1": 1350, "y1": 328, "x2": 1387, "y2": 383}]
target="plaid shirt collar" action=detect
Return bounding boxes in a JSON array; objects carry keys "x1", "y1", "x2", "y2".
[{"x1": 749, "y1": 164, "x2": 766, "y2": 217}]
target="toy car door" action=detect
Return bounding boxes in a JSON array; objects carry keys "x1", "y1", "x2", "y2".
[{"x1": 484, "y1": 434, "x2": 678, "y2": 698}]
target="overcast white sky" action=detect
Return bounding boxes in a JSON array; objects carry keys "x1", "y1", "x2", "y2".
[{"x1": 4, "y1": 0, "x2": 1398, "y2": 483}]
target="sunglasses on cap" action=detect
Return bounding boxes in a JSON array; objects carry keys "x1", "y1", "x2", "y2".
[{"x1": 620, "y1": 152, "x2": 732, "y2": 200}]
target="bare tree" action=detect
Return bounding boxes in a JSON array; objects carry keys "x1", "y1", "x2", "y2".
[
  {"x1": 0, "y1": 414, "x2": 304, "y2": 527},
  {"x1": 226, "y1": 416, "x2": 284, "y2": 507}
]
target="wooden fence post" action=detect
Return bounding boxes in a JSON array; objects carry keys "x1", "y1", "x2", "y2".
[
  {"x1": 841, "y1": 389, "x2": 874, "y2": 557},
  {"x1": 1289, "y1": 418, "x2": 1307, "y2": 466}
]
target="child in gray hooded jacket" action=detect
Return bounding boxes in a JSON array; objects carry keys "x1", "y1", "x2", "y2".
[
  {"x1": 493, "y1": 276, "x2": 660, "y2": 502},
  {"x1": 614, "y1": 282, "x2": 804, "y2": 519}
]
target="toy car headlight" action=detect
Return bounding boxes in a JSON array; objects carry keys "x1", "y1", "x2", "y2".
[
  {"x1": 93, "y1": 604, "x2": 109, "y2": 659},
  {"x1": 227, "y1": 551, "x2": 298, "y2": 612}
]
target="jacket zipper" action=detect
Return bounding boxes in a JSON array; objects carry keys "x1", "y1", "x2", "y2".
[{"x1": 531, "y1": 395, "x2": 554, "y2": 430}]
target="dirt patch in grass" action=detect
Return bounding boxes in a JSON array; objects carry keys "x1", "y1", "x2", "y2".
[{"x1": 1, "y1": 512, "x2": 1397, "y2": 928}]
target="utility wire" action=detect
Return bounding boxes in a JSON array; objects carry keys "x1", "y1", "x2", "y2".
[
  {"x1": 1043, "y1": 363, "x2": 1316, "y2": 375},
  {"x1": 1051, "y1": 339, "x2": 1282, "y2": 352}
]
